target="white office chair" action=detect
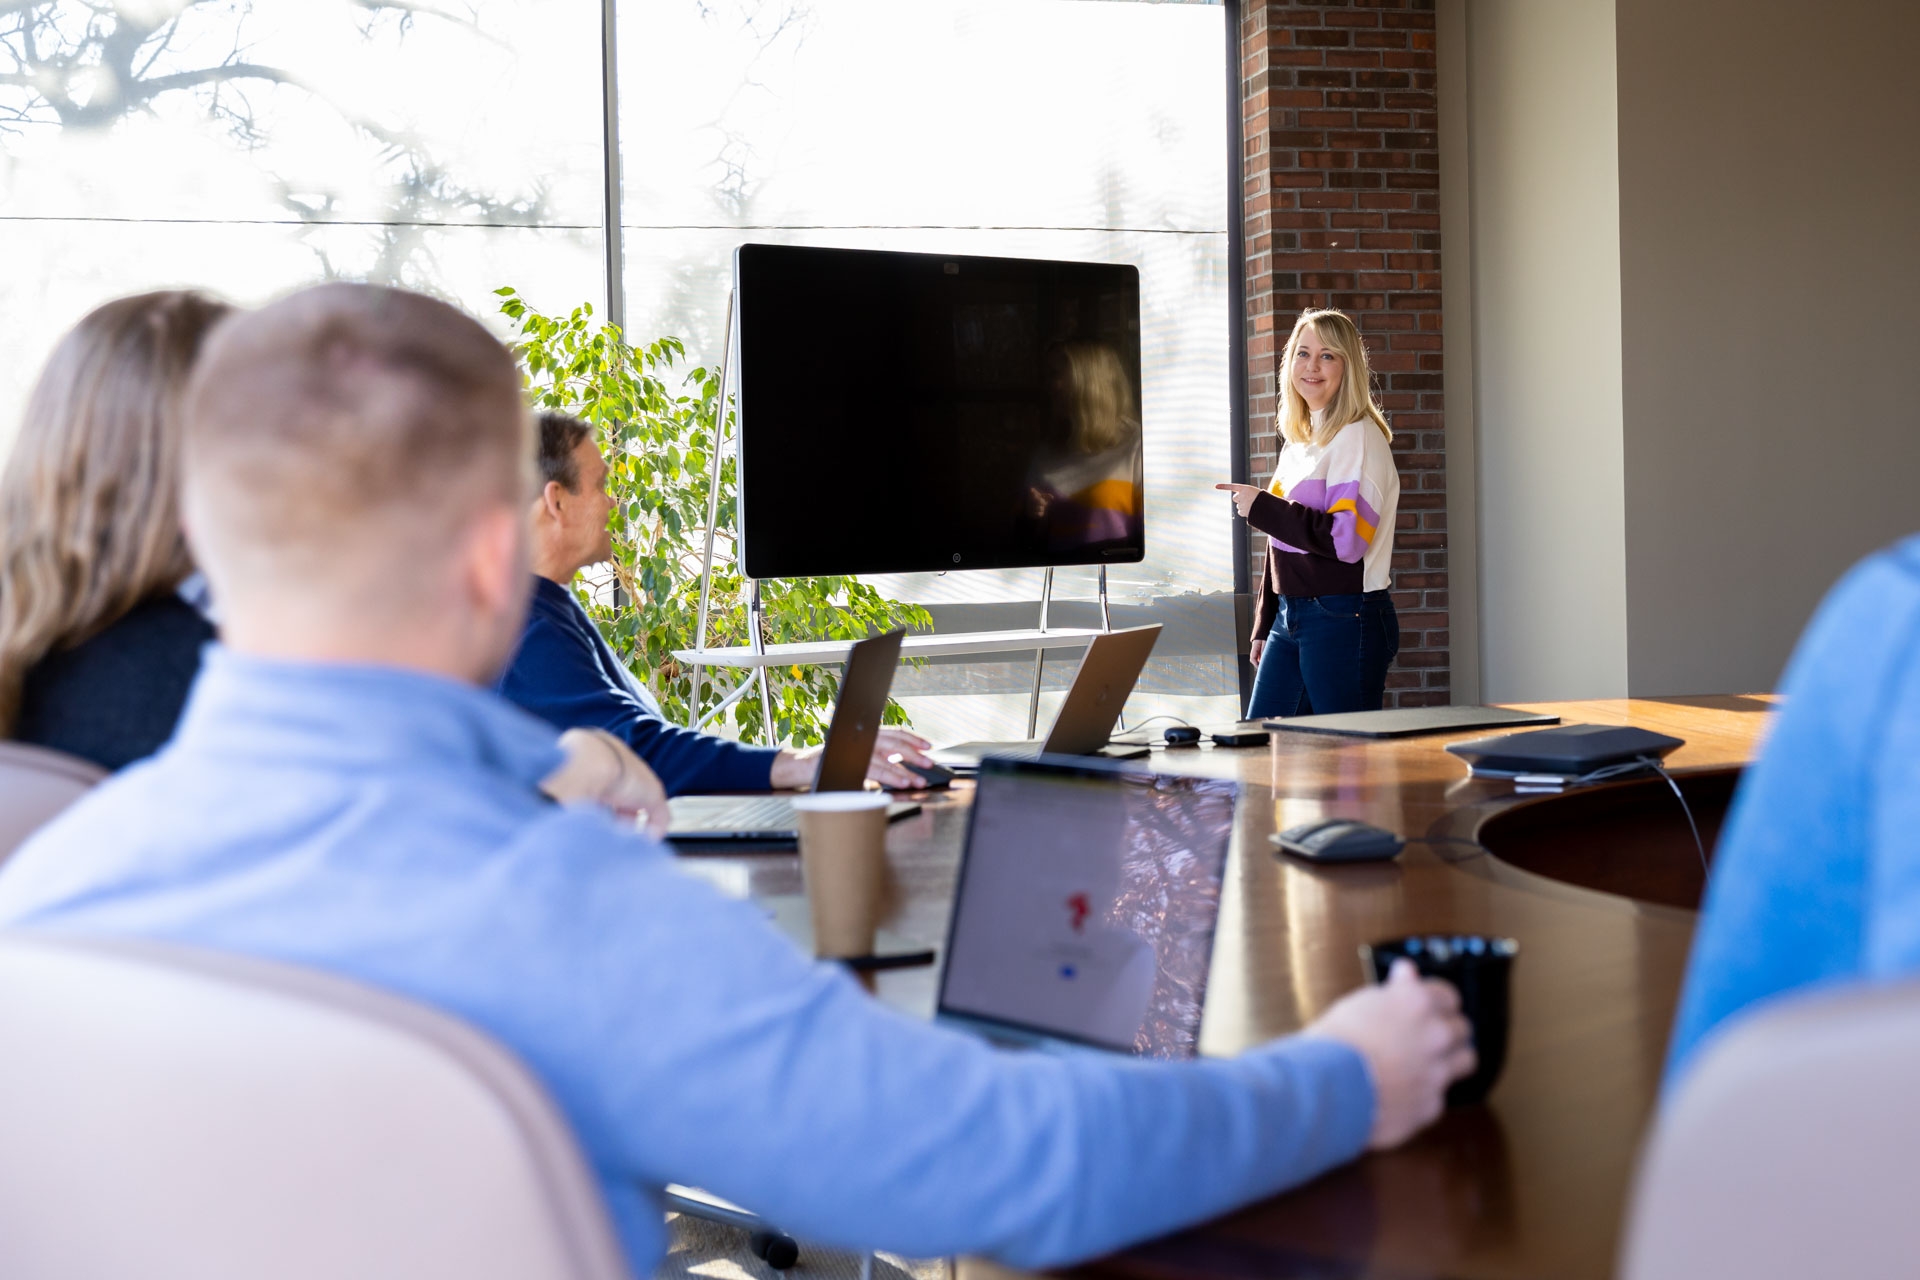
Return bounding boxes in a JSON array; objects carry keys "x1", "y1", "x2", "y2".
[
  {"x1": 1619, "y1": 978, "x2": 1920, "y2": 1279},
  {"x1": 0, "y1": 932, "x2": 632, "y2": 1280},
  {"x1": 0, "y1": 740, "x2": 105, "y2": 863}
]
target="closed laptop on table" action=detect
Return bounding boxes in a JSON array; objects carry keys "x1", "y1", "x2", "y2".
[{"x1": 1263, "y1": 704, "x2": 1560, "y2": 739}]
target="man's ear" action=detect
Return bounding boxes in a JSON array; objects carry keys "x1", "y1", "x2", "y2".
[
  {"x1": 539, "y1": 479, "x2": 568, "y2": 521},
  {"x1": 464, "y1": 504, "x2": 528, "y2": 621}
]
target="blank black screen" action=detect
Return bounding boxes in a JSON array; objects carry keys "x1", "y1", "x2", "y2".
[{"x1": 735, "y1": 244, "x2": 1145, "y2": 580}]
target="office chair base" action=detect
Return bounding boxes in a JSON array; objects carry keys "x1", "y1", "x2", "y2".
[{"x1": 749, "y1": 1229, "x2": 800, "y2": 1270}]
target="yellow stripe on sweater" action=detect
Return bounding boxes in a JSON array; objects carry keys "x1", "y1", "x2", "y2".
[{"x1": 1327, "y1": 497, "x2": 1377, "y2": 544}]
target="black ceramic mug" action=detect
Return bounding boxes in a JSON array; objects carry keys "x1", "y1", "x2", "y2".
[{"x1": 1361, "y1": 933, "x2": 1518, "y2": 1107}]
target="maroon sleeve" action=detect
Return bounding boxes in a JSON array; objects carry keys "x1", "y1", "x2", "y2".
[
  {"x1": 1250, "y1": 548, "x2": 1280, "y2": 641},
  {"x1": 1246, "y1": 490, "x2": 1341, "y2": 561}
]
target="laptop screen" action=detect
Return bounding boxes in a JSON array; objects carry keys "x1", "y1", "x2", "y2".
[{"x1": 938, "y1": 758, "x2": 1238, "y2": 1059}]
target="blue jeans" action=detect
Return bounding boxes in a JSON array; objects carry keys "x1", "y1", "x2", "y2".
[{"x1": 1247, "y1": 590, "x2": 1400, "y2": 719}]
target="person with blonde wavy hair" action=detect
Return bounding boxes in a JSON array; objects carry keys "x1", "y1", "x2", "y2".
[
  {"x1": 1028, "y1": 340, "x2": 1144, "y2": 553},
  {"x1": 1217, "y1": 307, "x2": 1402, "y2": 718},
  {"x1": 0, "y1": 290, "x2": 231, "y2": 770}
]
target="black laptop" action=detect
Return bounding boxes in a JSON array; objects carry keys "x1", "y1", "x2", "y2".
[
  {"x1": 667, "y1": 630, "x2": 919, "y2": 842},
  {"x1": 1445, "y1": 723, "x2": 1684, "y2": 776}
]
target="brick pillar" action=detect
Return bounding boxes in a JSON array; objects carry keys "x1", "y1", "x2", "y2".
[{"x1": 1239, "y1": 0, "x2": 1449, "y2": 707}]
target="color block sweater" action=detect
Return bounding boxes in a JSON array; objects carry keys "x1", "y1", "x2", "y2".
[{"x1": 1249, "y1": 416, "x2": 1401, "y2": 640}]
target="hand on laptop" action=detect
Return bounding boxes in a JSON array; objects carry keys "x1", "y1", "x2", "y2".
[
  {"x1": 769, "y1": 729, "x2": 935, "y2": 791},
  {"x1": 1304, "y1": 959, "x2": 1476, "y2": 1149},
  {"x1": 543, "y1": 728, "x2": 671, "y2": 838}
]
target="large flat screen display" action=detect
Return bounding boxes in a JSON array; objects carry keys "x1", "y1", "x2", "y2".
[{"x1": 735, "y1": 244, "x2": 1145, "y2": 579}]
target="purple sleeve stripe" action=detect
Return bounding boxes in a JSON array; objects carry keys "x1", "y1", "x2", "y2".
[
  {"x1": 1323, "y1": 481, "x2": 1382, "y2": 529},
  {"x1": 1329, "y1": 511, "x2": 1371, "y2": 563}
]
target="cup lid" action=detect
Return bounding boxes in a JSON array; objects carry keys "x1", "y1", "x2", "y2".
[{"x1": 790, "y1": 790, "x2": 893, "y2": 812}]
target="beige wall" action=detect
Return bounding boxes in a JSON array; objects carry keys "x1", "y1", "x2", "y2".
[
  {"x1": 1455, "y1": 0, "x2": 1629, "y2": 702},
  {"x1": 1615, "y1": 0, "x2": 1920, "y2": 695}
]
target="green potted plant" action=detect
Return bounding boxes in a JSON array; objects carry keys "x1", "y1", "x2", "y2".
[{"x1": 497, "y1": 288, "x2": 929, "y2": 746}]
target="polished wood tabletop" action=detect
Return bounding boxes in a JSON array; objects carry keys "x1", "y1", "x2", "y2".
[{"x1": 677, "y1": 695, "x2": 1777, "y2": 1280}]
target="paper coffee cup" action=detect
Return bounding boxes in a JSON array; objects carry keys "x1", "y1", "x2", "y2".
[{"x1": 792, "y1": 791, "x2": 891, "y2": 959}]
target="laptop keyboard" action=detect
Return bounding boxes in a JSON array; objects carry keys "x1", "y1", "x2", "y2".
[{"x1": 675, "y1": 796, "x2": 795, "y2": 831}]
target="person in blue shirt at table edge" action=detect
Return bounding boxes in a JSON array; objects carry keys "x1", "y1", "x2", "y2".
[
  {"x1": 0, "y1": 282, "x2": 1473, "y2": 1273},
  {"x1": 497, "y1": 409, "x2": 935, "y2": 795},
  {"x1": 1666, "y1": 534, "x2": 1920, "y2": 1082}
]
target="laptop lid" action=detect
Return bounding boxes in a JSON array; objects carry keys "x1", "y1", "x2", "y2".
[
  {"x1": 1263, "y1": 705, "x2": 1561, "y2": 739},
  {"x1": 810, "y1": 628, "x2": 906, "y2": 791},
  {"x1": 1038, "y1": 625, "x2": 1162, "y2": 755},
  {"x1": 1444, "y1": 723, "x2": 1684, "y2": 775},
  {"x1": 936, "y1": 755, "x2": 1237, "y2": 1059}
]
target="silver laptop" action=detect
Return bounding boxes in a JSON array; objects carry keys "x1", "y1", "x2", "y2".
[
  {"x1": 668, "y1": 629, "x2": 919, "y2": 842},
  {"x1": 1263, "y1": 704, "x2": 1560, "y2": 739},
  {"x1": 934, "y1": 755, "x2": 1237, "y2": 1059},
  {"x1": 931, "y1": 624, "x2": 1162, "y2": 770}
]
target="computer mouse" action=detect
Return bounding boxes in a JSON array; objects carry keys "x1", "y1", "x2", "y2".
[
  {"x1": 1270, "y1": 818, "x2": 1405, "y2": 863},
  {"x1": 899, "y1": 761, "x2": 955, "y2": 790},
  {"x1": 1163, "y1": 725, "x2": 1202, "y2": 747}
]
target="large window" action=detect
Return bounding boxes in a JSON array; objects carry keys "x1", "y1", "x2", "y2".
[
  {"x1": 0, "y1": 0, "x2": 1236, "y2": 739},
  {"x1": 618, "y1": 1, "x2": 1237, "y2": 739},
  {"x1": 0, "y1": 0, "x2": 606, "y2": 446}
]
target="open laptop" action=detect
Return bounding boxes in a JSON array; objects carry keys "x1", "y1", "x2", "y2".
[
  {"x1": 667, "y1": 629, "x2": 919, "y2": 842},
  {"x1": 931, "y1": 624, "x2": 1162, "y2": 770},
  {"x1": 934, "y1": 755, "x2": 1238, "y2": 1059}
]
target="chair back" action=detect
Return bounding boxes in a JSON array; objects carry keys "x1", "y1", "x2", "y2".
[
  {"x1": 0, "y1": 933, "x2": 631, "y2": 1280},
  {"x1": 0, "y1": 741, "x2": 105, "y2": 862},
  {"x1": 1619, "y1": 979, "x2": 1920, "y2": 1279}
]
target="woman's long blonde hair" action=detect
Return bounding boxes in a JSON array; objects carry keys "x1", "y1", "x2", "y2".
[
  {"x1": 1276, "y1": 308, "x2": 1392, "y2": 448},
  {"x1": 0, "y1": 290, "x2": 231, "y2": 735},
  {"x1": 1059, "y1": 341, "x2": 1141, "y2": 454}
]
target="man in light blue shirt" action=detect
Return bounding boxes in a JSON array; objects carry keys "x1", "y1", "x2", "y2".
[
  {"x1": 0, "y1": 283, "x2": 1472, "y2": 1273},
  {"x1": 1667, "y1": 536, "x2": 1920, "y2": 1080}
]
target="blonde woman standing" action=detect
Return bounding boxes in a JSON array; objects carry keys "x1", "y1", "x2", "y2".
[
  {"x1": 1217, "y1": 308, "x2": 1401, "y2": 718},
  {"x1": 0, "y1": 291, "x2": 231, "y2": 770}
]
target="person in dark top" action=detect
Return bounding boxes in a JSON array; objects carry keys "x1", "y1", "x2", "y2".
[
  {"x1": 0, "y1": 291, "x2": 232, "y2": 770},
  {"x1": 13, "y1": 593, "x2": 214, "y2": 771},
  {"x1": 497, "y1": 412, "x2": 936, "y2": 795}
]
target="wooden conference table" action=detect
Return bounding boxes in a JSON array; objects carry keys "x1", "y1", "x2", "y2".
[{"x1": 675, "y1": 694, "x2": 1775, "y2": 1280}]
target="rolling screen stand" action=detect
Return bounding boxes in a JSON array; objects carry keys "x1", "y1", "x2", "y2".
[
  {"x1": 677, "y1": 288, "x2": 1115, "y2": 743},
  {"x1": 1027, "y1": 564, "x2": 1111, "y2": 737}
]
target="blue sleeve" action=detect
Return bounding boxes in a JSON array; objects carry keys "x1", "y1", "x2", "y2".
[
  {"x1": 490, "y1": 812, "x2": 1375, "y2": 1267},
  {"x1": 498, "y1": 614, "x2": 778, "y2": 797},
  {"x1": 1665, "y1": 541, "x2": 1920, "y2": 1082}
]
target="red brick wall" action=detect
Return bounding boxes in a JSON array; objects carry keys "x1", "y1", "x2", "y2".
[{"x1": 1239, "y1": 0, "x2": 1450, "y2": 707}]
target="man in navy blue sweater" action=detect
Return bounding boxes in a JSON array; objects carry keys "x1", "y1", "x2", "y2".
[{"x1": 497, "y1": 412, "x2": 934, "y2": 796}]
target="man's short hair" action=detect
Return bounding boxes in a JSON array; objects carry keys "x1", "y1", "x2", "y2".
[
  {"x1": 182, "y1": 283, "x2": 531, "y2": 597},
  {"x1": 537, "y1": 411, "x2": 593, "y2": 492}
]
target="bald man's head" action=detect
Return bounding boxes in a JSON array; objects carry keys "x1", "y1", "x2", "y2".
[{"x1": 183, "y1": 283, "x2": 536, "y2": 673}]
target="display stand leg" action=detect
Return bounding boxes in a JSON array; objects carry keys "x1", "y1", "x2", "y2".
[
  {"x1": 1098, "y1": 564, "x2": 1111, "y2": 632},
  {"x1": 1026, "y1": 567, "x2": 1054, "y2": 739},
  {"x1": 688, "y1": 288, "x2": 737, "y2": 729},
  {"x1": 749, "y1": 578, "x2": 776, "y2": 744}
]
